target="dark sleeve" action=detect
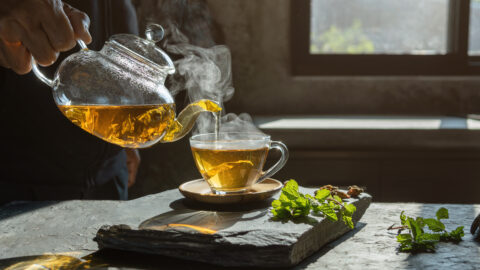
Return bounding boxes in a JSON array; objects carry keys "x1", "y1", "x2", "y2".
[
  {"x1": 110, "y1": 0, "x2": 139, "y2": 35},
  {"x1": 0, "y1": 0, "x2": 138, "y2": 194},
  {"x1": 65, "y1": 0, "x2": 139, "y2": 50}
]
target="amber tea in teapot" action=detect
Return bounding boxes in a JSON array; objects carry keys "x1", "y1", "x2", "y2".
[
  {"x1": 58, "y1": 99, "x2": 221, "y2": 148},
  {"x1": 30, "y1": 24, "x2": 222, "y2": 148},
  {"x1": 59, "y1": 104, "x2": 176, "y2": 148}
]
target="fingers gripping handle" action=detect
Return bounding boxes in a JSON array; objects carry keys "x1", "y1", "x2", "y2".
[
  {"x1": 31, "y1": 40, "x2": 88, "y2": 87},
  {"x1": 257, "y1": 141, "x2": 289, "y2": 183}
]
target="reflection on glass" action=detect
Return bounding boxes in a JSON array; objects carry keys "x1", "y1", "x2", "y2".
[
  {"x1": 469, "y1": 0, "x2": 480, "y2": 55},
  {"x1": 310, "y1": 0, "x2": 449, "y2": 54}
]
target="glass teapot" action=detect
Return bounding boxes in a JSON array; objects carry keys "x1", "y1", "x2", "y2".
[{"x1": 32, "y1": 24, "x2": 221, "y2": 148}]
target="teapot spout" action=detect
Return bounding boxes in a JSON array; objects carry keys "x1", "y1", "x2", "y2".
[{"x1": 160, "y1": 99, "x2": 222, "y2": 143}]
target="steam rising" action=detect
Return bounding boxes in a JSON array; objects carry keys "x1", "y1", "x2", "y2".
[
  {"x1": 163, "y1": 26, "x2": 234, "y2": 102},
  {"x1": 218, "y1": 113, "x2": 261, "y2": 134},
  {"x1": 161, "y1": 23, "x2": 264, "y2": 135}
]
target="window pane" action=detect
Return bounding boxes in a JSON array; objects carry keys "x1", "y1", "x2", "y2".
[
  {"x1": 469, "y1": 0, "x2": 480, "y2": 56},
  {"x1": 310, "y1": 0, "x2": 449, "y2": 55}
]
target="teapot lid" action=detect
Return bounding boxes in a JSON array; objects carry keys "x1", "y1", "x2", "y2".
[{"x1": 108, "y1": 24, "x2": 175, "y2": 74}]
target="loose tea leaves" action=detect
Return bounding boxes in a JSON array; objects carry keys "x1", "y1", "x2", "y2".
[
  {"x1": 389, "y1": 207, "x2": 464, "y2": 253},
  {"x1": 271, "y1": 179, "x2": 357, "y2": 229}
]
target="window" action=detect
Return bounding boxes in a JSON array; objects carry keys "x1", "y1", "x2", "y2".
[
  {"x1": 470, "y1": 0, "x2": 480, "y2": 56},
  {"x1": 291, "y1": 0, "x2": 480, "y2": 75}
]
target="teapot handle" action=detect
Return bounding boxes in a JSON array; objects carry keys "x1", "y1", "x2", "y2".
[{"x1": 31, "y1": 40, "x2": 88, "y2": 87}]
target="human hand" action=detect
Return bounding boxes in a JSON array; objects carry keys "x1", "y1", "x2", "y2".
[
  {"x1": 0, "y1": 0, "x2": 92, "y2": 74},
  {"x1": 125, "y1": 149, "x2": 141, "y2": 188}
]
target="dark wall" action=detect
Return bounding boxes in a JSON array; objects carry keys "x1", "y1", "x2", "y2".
[{"x1": 130, "y1": 0, "x2": 480, "y2": 203}]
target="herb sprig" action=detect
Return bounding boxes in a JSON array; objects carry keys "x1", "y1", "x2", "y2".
[
  {"x1": 271, "y1": 179, "x2": 357, "y2": 229},
  {"x1": 389, "y1": 207, "x2": 464, "y2": 253}
]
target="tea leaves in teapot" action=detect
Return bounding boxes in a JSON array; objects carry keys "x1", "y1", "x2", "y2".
[{"x1": 59, "y1": 104, "x2": 176, "y2": 148}]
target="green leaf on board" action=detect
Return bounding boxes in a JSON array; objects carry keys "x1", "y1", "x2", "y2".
[
  {"x1": 436, "y1": 207, "x2": 449, "y2": 220},
  {"x1": 393, "y1": 208, "x2": 464, "y2": 253},
  {"x1": 271, "y1": 179, "x2": 355, "y2": 228}
]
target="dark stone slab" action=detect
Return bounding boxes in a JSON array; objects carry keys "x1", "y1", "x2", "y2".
[
  {"x1": 93, "y1": 188, "x2": 372, "y2": 268},
  {"x1": 2, "y1": 196, "x2": 480, "y2": 269}
]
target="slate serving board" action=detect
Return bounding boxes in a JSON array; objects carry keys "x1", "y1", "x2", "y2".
[{"x1": 94, "y1": 187, "x2": 372, "y2": 268}]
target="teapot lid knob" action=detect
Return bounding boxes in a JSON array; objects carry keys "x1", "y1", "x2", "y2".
[{"x1": 145, "y1": 24, "x2": 165, "y2": 43}]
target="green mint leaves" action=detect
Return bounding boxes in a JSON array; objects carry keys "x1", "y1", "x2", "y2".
[
  {"x1": 271, "y1": 179, "x2": 357, "y2": 229},
  {"x1": 393, "y1": 208, "x2": 464, "y2": 253}
]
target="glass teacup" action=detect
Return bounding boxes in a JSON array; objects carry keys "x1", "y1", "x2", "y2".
[{"x1": 190, "y1": 132, "x2": 289, "y2": 194}]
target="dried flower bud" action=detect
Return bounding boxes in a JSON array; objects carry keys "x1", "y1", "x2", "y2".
[{"x1": 348, "y1": 185, "x2": 364, "y2": 197}]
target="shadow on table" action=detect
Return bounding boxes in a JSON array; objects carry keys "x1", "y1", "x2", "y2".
[
  {"x1": 170, "y1": 197, "x2": 275, "y2": 212},
  {"x1": 294, "y1": 222, "x2": 368, "y2": 270},
  {"x1": 0, "y1": 201, "x2": 58, "y2": 222}
]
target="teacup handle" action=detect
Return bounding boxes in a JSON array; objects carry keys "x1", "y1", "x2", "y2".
[
  {"x1": 256, "y1": 141, "x2": 289, "y2": 183},
  {"x1": 31, "y1": 40, "x2": 88, "y2": 87}
]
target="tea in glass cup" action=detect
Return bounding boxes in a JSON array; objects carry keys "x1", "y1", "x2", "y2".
[{"x1": 190, "y1": 133, "x2": 288, "y2": 194}]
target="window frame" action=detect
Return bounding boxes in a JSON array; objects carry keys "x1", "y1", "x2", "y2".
[{"x1": 291, "y1": 0, "x2": 480, "y2": 76}]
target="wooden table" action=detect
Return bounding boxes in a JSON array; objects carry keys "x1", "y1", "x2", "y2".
[{"x1": 1, "y1": 190, "x2": 479, "y2": 270}]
